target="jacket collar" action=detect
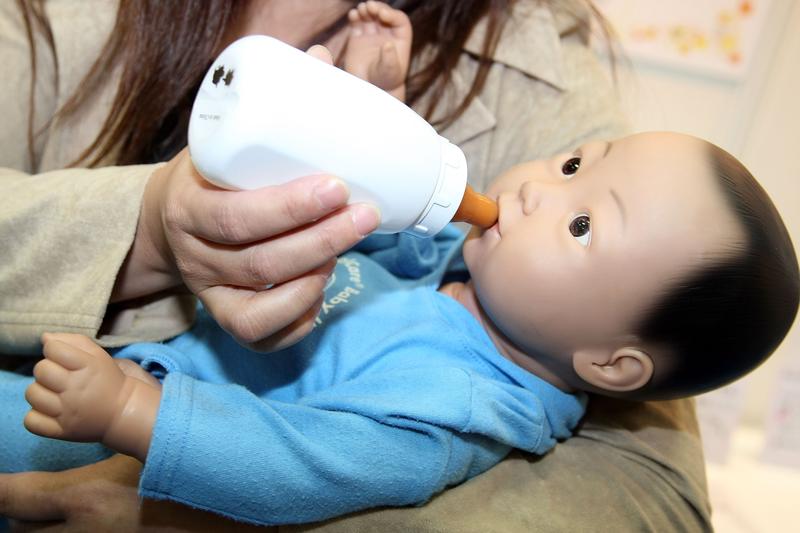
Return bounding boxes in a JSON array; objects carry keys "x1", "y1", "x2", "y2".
[
  {"x1": 415, "y1": 2, "x2": 573, "y2": 146},
  {"x1": 462, "y1": 0, "x2": 568, "y2": 91}
]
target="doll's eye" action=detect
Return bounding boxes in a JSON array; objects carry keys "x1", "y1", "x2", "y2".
[
  {"x1": 561, "y1": 157, "x2": 581, "y2": 178},
  {"x1": 569, "y1": 214, "x2": 591, "y2": 247}
]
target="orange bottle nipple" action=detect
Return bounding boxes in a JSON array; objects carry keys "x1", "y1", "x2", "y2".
[{"x1": 452, "y1": 185, "x2": 498, "y2": 228}]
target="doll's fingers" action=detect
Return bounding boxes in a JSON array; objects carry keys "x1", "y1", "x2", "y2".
[
  {"x1": 369, "y1": 1, "x2": 393, "y2": 22},
  {"x1": 24, "y1": 382, "x2": 62, "y2": 417},
  {"x1": 32, "y1": 359, "x2": 71, "y2": 393},
  {"x1": 43, "y1": 333, "x2": 111, "y2": 360},
  {"x1": 365, "y1": 0, "x2": 380, "y2": 15},
  {"x1": 23, "y1": 410, "x2": 65, "y2": 439},
  {"x1": 42, "y1": 339, "x2": 91, "y2": 371}
]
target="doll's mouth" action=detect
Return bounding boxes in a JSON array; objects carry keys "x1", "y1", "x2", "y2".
[
  {"x1": 489, "y1": 199, "x2": 501, "y2": 237},
  {"x1": 495, "y1": 195, "x2": 507, "y2": 237}
]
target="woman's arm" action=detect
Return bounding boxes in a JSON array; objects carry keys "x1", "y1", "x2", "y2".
[{"x1": 0, "y1": 455, "x2": 270, "y2": 532}]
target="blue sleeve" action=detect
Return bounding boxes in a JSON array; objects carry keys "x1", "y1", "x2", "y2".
[
  {"x1": 350, "y1": 225, "x2": 464, "y2": 279},
  {"x1": 139, "y1": 370, "x2": 510, "y2": 526}
]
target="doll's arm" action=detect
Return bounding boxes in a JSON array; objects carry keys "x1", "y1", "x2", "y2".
[
  {"x1": 137, "y1": 370, "x2": 511, "y2": 525},
  {"x1": 24, "y1": 333, "x2": 160, "y2": 463}
]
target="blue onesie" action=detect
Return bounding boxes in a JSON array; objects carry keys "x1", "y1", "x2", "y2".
[{"x1": 0, "y1": 227, "x2": 586, "y2": 526}]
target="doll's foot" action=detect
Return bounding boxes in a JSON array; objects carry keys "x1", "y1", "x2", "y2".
[
  {"x1": 344, "y1": 1, "x2": 412, "y2": 100},
  {"x1": 24, "y1": 333, "x2": 138, "y2": 443}
]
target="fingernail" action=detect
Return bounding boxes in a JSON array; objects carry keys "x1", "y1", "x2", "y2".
[
  {"x1": 351, "y1": 204, "x2": 381, "y2": 237},
  {"x1": 314, "y1": 178, "x2": 349, "y2": 210}
]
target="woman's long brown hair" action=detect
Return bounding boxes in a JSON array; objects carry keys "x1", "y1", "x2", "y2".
[{"x1": 18, "y1": 0, "x2": 608, "y2": 168}]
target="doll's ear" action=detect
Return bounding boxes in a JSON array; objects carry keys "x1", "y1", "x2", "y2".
[{"x1": 572, "y1": 346, "x2": 654, "y2": 393}]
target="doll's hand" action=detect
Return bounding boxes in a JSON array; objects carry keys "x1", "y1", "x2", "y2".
[
  {"x1": 344, "y1": 1, "x2": 412, "y2": 100},
  {"x1": 25, "y1": 333, "x2": 127, "y2": 443},
  {"x1": 24, "y1": 333, "x2": 161, "y2": 461}
]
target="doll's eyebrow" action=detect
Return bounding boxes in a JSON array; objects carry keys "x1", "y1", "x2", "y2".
[
  {"x1": 603, "y1": 141, "x2": 613, "y2": 158},
  {"x1": 610, "y1": 187, "x2": 626, "y2": 231}
]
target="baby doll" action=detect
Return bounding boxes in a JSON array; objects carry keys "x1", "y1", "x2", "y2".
[
  {"x1": 17, "y1": 130, "x2": 799, "y2": 526},
  {"x1": 10, "y1": 1, "x2": 800, "y2": 527}
]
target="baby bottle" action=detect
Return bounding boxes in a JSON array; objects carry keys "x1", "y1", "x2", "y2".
[{"x1": 188, "y1": 35, "x2": 497, "y2": 237}]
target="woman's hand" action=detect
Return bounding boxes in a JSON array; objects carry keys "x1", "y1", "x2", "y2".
[
  {"x1": 0, "y1": 456, "x2": 268, "y2": 532},
  {"x1": 110, "y1": 44, "x2": 376, "y2": 352},
  {"x1": 0, "y1": 456, "x2": 143, "y2": 531},
  {"x1": 114, "y1": 151, "x2": 379, "y2": 352}
]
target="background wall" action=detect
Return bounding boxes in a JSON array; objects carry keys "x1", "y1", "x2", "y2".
[{"x1": 596, "y1": 1, "x2": 800, "y2": 531}]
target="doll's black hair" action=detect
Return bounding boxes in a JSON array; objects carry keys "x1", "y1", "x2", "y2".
[{"x1": 632, "y1": 143, "x2": 799, "y2": 400}]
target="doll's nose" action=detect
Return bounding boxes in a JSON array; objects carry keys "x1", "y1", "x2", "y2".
[{"x1": 520, "y1": 181, "x2": 558, "y2": 214}]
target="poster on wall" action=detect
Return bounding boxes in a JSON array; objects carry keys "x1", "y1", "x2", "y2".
[
  {"x1": 761, "y1": 354, "x2": 800, "y2": 469},
  {"x1": 695, "y1": 381, "x2": 748, "y2": 464},
  {"x1": 595, "y1": 0, "x2": 772, "y2": 81}
]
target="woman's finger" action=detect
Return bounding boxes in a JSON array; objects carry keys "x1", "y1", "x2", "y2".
[
  {"x1": 174, "y1": 173, "x2": 352, "y2": 245},
  {"x1": 248, "y1": 293, "x2": 326, "y2": 352},
  {"x1": 0, "y1": 455, "x2": 143, "y2": 527},
  {"x1": 179, "y1": 204, "x2": 378, "y2": 289},
  {"x1": 199, "y1": 259, "x2": 335, "y2": 350},
  {"x1": 0, "y1": 472, "x2": 67, "y2": 523}
]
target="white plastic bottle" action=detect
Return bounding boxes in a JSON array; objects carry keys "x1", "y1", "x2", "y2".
[{"x1": 188, "y1": 35, "x2": 497, "y2": 237}]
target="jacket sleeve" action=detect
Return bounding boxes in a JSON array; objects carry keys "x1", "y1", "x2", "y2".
[{"x1": 0, "y1": 165, "x2": 195, "y2": 354}]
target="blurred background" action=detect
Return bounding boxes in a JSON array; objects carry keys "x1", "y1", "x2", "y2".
[{"x1": 594, "y1": 0, "x2": 800, "y2": 531}]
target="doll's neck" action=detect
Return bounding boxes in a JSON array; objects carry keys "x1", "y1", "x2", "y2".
[{"x1": 438, "y1": 281, "x2": 576, "y2": 393}]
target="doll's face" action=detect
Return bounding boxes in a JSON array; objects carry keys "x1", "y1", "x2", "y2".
[{"x1": 462, "y1": 132, "x2": 744, "y2": 369}]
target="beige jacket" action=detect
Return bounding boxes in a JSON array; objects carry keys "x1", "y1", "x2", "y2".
[
  {"x1": 1, "y1": 0, "x2": 624, "y2": 352},
  {"x1": 0, "y1": 1, "x2": 712, "y2": 531}
]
